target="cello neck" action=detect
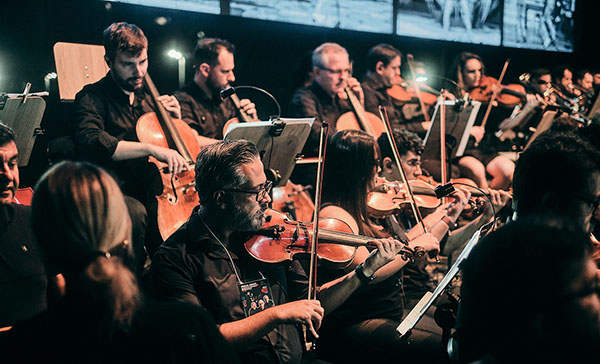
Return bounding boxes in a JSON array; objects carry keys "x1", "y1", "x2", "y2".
[
  {"x1": 143, "y1": 73, "x2": 194, "y2": 163},
  {"x1": 344, "y1": 86, "x2": 375, "y2": 136}
]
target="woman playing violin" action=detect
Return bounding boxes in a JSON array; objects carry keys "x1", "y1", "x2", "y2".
[
  {"x1": 315, "y1": 129, "x2": 469, "y2": 363},
  {"x1": 447, "y1": 52, "x2": 515, "y2": 190}
]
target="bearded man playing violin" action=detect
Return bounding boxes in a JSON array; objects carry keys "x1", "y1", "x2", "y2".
[{"x1": 149, "y1": 139, "x2": 403, "y2": 364}]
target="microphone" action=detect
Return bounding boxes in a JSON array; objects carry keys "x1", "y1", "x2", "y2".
[{"x1": 226, "y1": 85, "x2": 282, "y2": 120}]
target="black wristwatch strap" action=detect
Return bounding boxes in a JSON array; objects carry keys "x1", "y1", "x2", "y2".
[{"x1": 354, "y1": 263, "x2": 375, "y2": 284}]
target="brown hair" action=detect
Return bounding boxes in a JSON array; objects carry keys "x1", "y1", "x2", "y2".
[{"x1": 103, "y1": 22, "x2": 148, "y2": 62}]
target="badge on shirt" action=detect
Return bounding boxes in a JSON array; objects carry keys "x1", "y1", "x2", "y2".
[{"x1": 238, "y1": 277, "x2": 275, "y2": 317}]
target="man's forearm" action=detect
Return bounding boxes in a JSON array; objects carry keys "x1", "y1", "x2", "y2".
[
  {"x1": 219, "y1": 308, "x2": 280, "y2": 346},
  {"x1": 112, "y1": 140, "x2": 152, "y2": 161}
]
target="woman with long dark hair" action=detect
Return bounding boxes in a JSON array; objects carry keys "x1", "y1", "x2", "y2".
[{"x1": 316, "y1": 129, "x2": 467, "y2": 363}]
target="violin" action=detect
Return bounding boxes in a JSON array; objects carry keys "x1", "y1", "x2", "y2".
[
  {"x1": 367, "y1": 179, "x2": 442, "y2": 218},
  {"x1": 336, "y1": 86, "x2": 385, "y2": 138},
  {"x1": 244, "y1": 209, "x2": 421, "y2": 268},
  {"x1": 387, "y1": 79, "x2": 439, "y2": 105},
  {"x1": 469, "y1": 75, "x2": 528, "y2": 108},
  {"x1": 367, "y1": 177, "x2": 488, "y2": 218}
]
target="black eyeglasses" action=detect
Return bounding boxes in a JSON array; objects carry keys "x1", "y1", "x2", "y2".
[
  {"x1": 223, "y1": 180, "x2": 273, "y2": 201},
  {"x1": 573, "y1": 194, "x2": 600, "y2": 212},
  {"x1": 319, "y1": 66, "x2": 352, "y2": 76}
]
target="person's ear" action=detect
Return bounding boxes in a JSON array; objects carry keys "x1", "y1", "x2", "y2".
[
  {"x1": 376, "y1": 61, "x2": 385, "y2": 73},
  {"x1": 383, "y1": 157, "x2": 394, "y2": 172},
  {"x1": 213, "y1": 190, "x2": 227, "y2": 210},
  {"x1": 199, "y1": 63, "x2": 211, "y2": 77}
]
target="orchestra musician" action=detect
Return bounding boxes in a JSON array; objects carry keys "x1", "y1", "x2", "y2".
[
  {"x1": 149, "y1": 139, "x2": 402, "y2": 364},
  {"x1": 361, "y1": 43, "x2": 430, "y2": 135},
  {"x1": 315, "y1": 129, "x2": 467, "y2": 363},
  {"x1": 496, "y1": 67, "x2": 558, "y2": 139},
  {"x1": 512, "y1": 130, "x2": 600, "y2": 254},
  {"x1": 377, "y1": 129, "x2": 511, "y2": 258},
  {"x1": 175, "y1": 37, "x2": 259, "y2": 139},
  {"x1": 448, "y1": 51, "x2": 515, "y2": 190},
  {"x1": 455, "y1": 217, "x2": 600, "y2": 363},
  {"x1": 288, "y1": 42, "x2": 365, "y2": 187},
  {"x1": 2, "y1": 161, "x2": 237, "y2": 363},
  {"x1": 288, "y1": 42, "x2": 364, "y2": 157},
  {"x1": 576, "y1": 69, "x2": 594, "y2": 92},
  {"x1": 0, "y1": 123, "x2": 54, "y2": 329},
  {"x1": 72, "y1": 22, "x2": 192, "y2": 263}
]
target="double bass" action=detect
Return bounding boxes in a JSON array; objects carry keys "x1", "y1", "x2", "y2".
[{"x1": 136, "y1": 73, "x2": 212, "y2": 240}]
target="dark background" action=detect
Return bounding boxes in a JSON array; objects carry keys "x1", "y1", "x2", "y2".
[{"x1": 0, "y1": 0, "x2": 595, "y2": 187}]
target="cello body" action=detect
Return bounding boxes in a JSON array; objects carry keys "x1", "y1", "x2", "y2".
[{"x1": 136, "y1": 113, "x2": 201, "y2": 241}]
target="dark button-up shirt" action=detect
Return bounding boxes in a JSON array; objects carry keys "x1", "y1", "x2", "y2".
[
  {"x1": 150, "y1": 211, "x2": 308, "y2": 363},
  {"x1": 288, "y1": 81, "x2": 352, "y2": 157},
  {"x1": 175, "y1": 82, "x2": 237, "y2": 139},
  {"x1": 72, "y1": 74, "x2": 161, "y2": 197},
  {"x1": 0, "y1": 203, "x2": 47, "y2": 327},
  {"x1": 361, "y1": 72, "x2": 427, "y2": 135}
]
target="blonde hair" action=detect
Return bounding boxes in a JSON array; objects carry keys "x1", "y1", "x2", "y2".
[{"x1": 32, "y1": 161, "x2": 140, "y2": 327}]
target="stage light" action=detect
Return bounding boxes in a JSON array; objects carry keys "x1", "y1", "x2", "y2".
[
  {"x1": 44, "y1": 72, "x2": 57, "y2": 81},
  {"x1": 167, "y1": 50, "x2": 185, "y2": 87},
  {"x1": 155, "y1": 16, "x2": 169, "y2": 26},
  {"x1": 167, "y1": 49, "x2": 182, "y2": 60},
  {"x1": 415, "y1": 75, "x2": 428, "y2": 83}
]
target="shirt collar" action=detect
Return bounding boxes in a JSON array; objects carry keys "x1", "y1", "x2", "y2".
[{"x1": 365, "y1": 72, "x2": 392, "y2": 91}]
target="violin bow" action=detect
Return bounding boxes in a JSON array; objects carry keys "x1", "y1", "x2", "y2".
[
  {"x1": 378, "y1": 106, "x2": 428, "y2": 235},
  {"x1": 477, "y1": 58, "x2": 510, "y2": 145},
  {"x1": 406, "y1": 54, "x2": 431, "y2": 123},
  {"x1": 438, "y1": 91, "x2": 449, "y2": 202},
  {"x1": 305, "y1": 121, "x2": 329, "y2": 350}
]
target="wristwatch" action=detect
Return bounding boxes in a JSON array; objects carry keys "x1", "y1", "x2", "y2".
[
  {"x1": 354, "y1": 263, "x2": 376, "y2": 284},
  {"x1": 442, "y1": 215, "x2": 457, "y2": 230}
]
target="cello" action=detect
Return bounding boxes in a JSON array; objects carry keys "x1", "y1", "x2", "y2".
[
  {"x1": 136, "y1": 73, "x2": 208, "y2": 240},
  {"x1": 336, "y1": 86, "x2": 385, "y2": 138}
]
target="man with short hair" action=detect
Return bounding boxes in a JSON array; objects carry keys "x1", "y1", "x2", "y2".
[
  {"x1": 0, "y1": 123, "x2": 49, "y2": 327},
  {"x1": 73, "y1": 22, "x2": 187, "y2": 260},
  {"x1": 175, "y1": 37, "x2": 258, "y2": 139},
  {"x1": 512, "y1": 130, "x2": 600, "y2": 234},
  {"x1": 577, "y1": 69, "x2": 594, "y2": 92},
  {"x1": 150, "y1": 139, "x2": 402, "y2": 363},
  {"x1": 289, "y1": 42, "x2": 364, "y2": 157},
  {"x1": 362, "y1": 43, "x2": 430, "y2": 135}
]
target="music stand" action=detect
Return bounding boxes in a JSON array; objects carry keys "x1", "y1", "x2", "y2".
[
  {"x1": 586, "y1": 90, "x2": 600, "y2": 120},
  {"x1": 0, "y1": 94, "x2": 46, "y2": 166},
  {"x1": 224, "y1": 118, "x2": 314, "y2": 186},
  {"x1": 423, "y1": 100, "x2": 481, "y2": 160},
  {"x1": 522, "y1": 110, "x2": 557, "y2": 151},
  {"x1": 396, "y1": 224, "x2": 486, "y2": 338}
]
